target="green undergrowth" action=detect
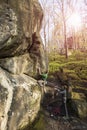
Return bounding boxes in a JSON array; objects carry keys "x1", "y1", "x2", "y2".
[{"x1": 48, "y1": 51, "x2": 87, "y2": 86}]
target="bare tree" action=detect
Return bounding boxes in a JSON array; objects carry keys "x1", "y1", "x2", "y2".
[
  {"x1": 78, "y1": 0, "x2": 87, "y2": 50},
  {"x1": 84, "y1": 0, "x2": 87, "y2": 5},
  {"x1": 52, "y1": 0, "x2": 77, "y2": 58}
]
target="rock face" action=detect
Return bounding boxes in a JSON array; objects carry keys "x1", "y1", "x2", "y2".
[
  {"x1": 0, "y1": 0, "x2": 46, "y2": 75},
  {"x1": 0, "y1": 0, "x2": 45, "y2": 130},
  {"x1": 0, "y1": 67, "x2": 41, "y2": 130},
  {"x1": 72, "y1": 92, "x2": 87, "y2": 118}
]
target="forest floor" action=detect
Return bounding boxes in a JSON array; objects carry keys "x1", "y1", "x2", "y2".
[
  {"x1": 41, "y1": 109, "x2": 87, "y2": 130},
  {"x1": 30, "y1": 89, "x2": 87, "y2": 130}
]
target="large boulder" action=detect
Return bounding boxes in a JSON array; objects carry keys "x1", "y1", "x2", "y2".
[
  {"x1": 0, "y1": 0, "x2": 46, "y2": 75},
  {"x1": 0, "y1": 67, "x2": 41, "y2": 130},
  {"x1": 72, "y1": 92, "x2": 87, "y2": 118},
  {"x1": 0, "y1": 0, "x2": 45, "y2": 130}
]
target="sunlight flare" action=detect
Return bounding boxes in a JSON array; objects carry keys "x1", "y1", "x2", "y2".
[{"x1": 68, "y1": 13, "x2": 82, "y2": 30}]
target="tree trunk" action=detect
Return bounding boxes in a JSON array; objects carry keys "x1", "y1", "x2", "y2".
[
  {"x1": 62, "y1": 1, "x2": 68, "y2": 58},
  {"x1": 64, "y1": 20, "x2": 68, "y2": 58}
]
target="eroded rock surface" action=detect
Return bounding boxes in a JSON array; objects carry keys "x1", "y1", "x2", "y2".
[
  {"x1": 0, "y1": 0, "x2": 46, "y2": 75},
  {"x1": 0, "y1": 0, "x2": 45, "y2": 130},
  {"x1": 0, "y1": 67, "x2": 41, "y2": 130}
]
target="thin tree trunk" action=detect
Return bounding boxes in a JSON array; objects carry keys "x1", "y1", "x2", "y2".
[
  {"x1": 64, "y1": 20, "x2": 68, "y2": 58},
  {"x1": 62, "y1": 1, "x2": 68, "y2": 58}
]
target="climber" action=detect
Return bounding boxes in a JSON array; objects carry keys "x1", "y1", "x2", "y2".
[
  {"x1": 37, "y1": 70, "x2": 48, "y2": 87},
  {"x1": 37, "y1": 68, "x2": 48, "y2": 92},
  {"x1": 36, "y1": 68, "x2": 48, "y2": 105}
]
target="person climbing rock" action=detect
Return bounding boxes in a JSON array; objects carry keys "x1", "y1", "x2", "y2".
[
  {"x1": 37, "y1": 70, "x2": 48, "y2": 88},
  {"x1": 37, "y1": 68, "x2": 48, "y2": 104}
]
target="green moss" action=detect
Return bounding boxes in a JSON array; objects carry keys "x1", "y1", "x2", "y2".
[
  {"x1": 71, "y1": 50, "x2": 87, "y2": 61},
  {"x1": 72, "y1": 92, "x2": 86, "y2": 100},
  {"x1": 49, "y1": 62, "x2": 62, "y2": 73},
  {"x1": 30, "y1": 112, "x2": 45, "y2": 130},
  {"x1": 48, "y1": 51, "x2": 87, "y2": 84},
  {"x1": 78, "y1": 70, "x2": 87, "y2": 80},
  {"x1": 68, "y1": 73, "x2": 80, "y2": 80}
]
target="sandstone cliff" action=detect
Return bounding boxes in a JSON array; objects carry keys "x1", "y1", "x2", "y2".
[
  {"x1": 0, "y1": 0, "x2": 46, "y2": 75},
  {"x1": 0, "y1": 0, "x2": 45, "y2": 130}
]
